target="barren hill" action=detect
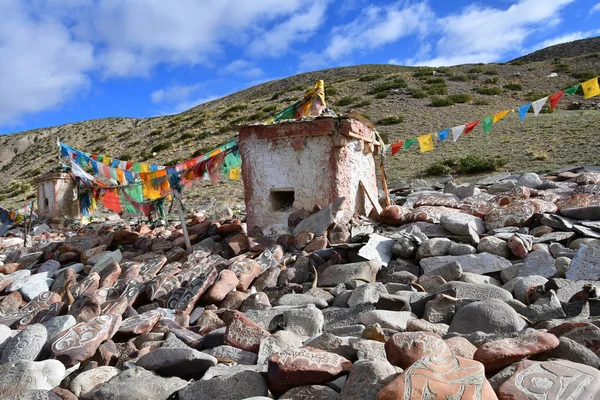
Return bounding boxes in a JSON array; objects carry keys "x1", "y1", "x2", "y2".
[{"x1": 1, "y1": 37, "x2": 600, "y2": 210}]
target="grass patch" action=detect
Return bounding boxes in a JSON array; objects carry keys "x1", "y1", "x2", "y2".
[
  {"x1": 449, "y1": 75, "x2": 468, "y2": 82},
  {"x1": 374, "y1": 91, "x2": 389, "y2": 99},
  {"x1": 377, "y1": 116, "x2": 404, "y2": 125},
  {"x1": 358, "y1": 74, "x2": 383, "y2": 82},
  {"x1": 468, "y1": 66, "x2": 484, "y2": 74},
  {"x1": 354, "y1": 99, "x2": 372, "y2": 107},
  {"x1": 179, "y1": 132, "x2": 195, "y2": 141},
  {"x1": 262, "y1": 104, "x2": 278, "y2": 113},
  {"x1": 151, "y1": 142, "x2": 172, "y2": 153},
  {"x1": 150, "y1": 129, "x2": 163, "y2": 137},
  {"x1": 336, "y1": 96, "x2": 359, "y2": 106},
  {"x1": 369, "y1": 79, "x2": 408, "y2": 94},
  {"x1": 552, "y1": 64, "x2": 570, "y2": 73},
  {"x1": 430, "y1": 96, "x2": 454, "y2": 107},
  {"x1": 504, "y1": 83, "x2": 523, "y2": 91},
  {"x1": 525, "y1": 91, "x2": 547, "y2": 102},
  {"x1": 119, "y1": 152, "x2": 133, "y2": 161},
  {"x1": 426, "y1": 83, "x2": 448, "y2": 95},
  {"x1": 325, "y1": 86, "x2": 337, "y2": 97},
  {"x1": 473, "y1": 98, "x2": 490, "y2": 105},
  {"x1": 411, "y1": 90, "x2": 428, "y2": 99},
  {"x1": 484, "y1": 70, "x2": 499, "y2": 75},
  {"x1": 426, "y1": 155, "x2": 507, "y2": 176},
  {"x1": 448, "y1": 93, "x2": 472, "y2": 103},
  {"x1": 425, "y1": 77, "x2": 445, "y2": 84},
  {"x1": 570, "y1": 71, "x2": 597, "y2": 81},
  {"x1": 224, "y1": 103, "x2": 248, "y2": 114},
  {"x1": 474, "y1": 87, "x2": 503, "y2": 95},
  {"x1": 484, "y1": 77, "x2": 499, "y2": 85}
]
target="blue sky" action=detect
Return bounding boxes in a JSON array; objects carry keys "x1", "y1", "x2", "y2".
[{"x1": 1, "y1": 0, "x2": 599, "y2": 134}]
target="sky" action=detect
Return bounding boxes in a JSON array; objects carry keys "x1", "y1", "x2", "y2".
[{"x1": 1, "y1": 0, "x2": 599, "y2": 134}]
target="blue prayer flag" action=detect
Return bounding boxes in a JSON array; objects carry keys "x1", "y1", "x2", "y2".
[
  {"x1": 437, "y1": 129, "x2": 450, "y2": 142},
  {"x1": 518, "y1": 104, "x2": 531, "y2": 121}
]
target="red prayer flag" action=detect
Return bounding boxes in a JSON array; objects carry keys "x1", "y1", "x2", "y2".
[
  {"x1": 101, "y1": 189, "x2": 121, "y2": 214},
  {"x1": 464, "y1": 120, "x2": 480, "y2": 135},
  {"x1": 391, "y1": 142, "x2": 403, "y2": 156},
  {"x1": 549, "y1": 90, "x2": 564, "y2": 110}
]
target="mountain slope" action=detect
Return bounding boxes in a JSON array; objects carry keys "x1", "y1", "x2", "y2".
[{"x1": 1, "y1": 38, "x2": 600, "y2": 210}]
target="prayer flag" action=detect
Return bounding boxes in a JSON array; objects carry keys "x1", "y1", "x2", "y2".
[
  {"x1": 532, "y1": 97, "x2": 548, "y2": 116},
  {"x1": 493, "y1": 110, "x2": 511, "y2": 123},
  {"x1": 549, "y1": 91, "x2": 564, "y2": 110},
  {"x1": 582, "y1": 78, "x2": 600, "y2": 99},
  {"x1": 451, "y1": 125, "x2": 465, "y2": 143},
  {"x1": 418, "y1": 134, "x2": 434, "y2": 153},
  {"x1": 482, "y1": 116, "x2": 494, "y2": 134},
  {"x1": 402, "y1": 138, "x2": 418, "y2": 150},
  {"x1": 464, "y1": 120, "x2": 480, "y2": 135},
  {"x1": 391, "y1": 142, "x2": 403, "y2": 156},
  {"x1": 565, "y1": 84, "x2": 580, "y2": 95},
  {"x1": 518, "y1": 104, "x2": 531, "y2": 121},
  {"x1": 229, "y1": 166, "x2": 241, "y2": 180},
  {"x1": 437, "y1": 129, "x2": 450, "y2": 142}
]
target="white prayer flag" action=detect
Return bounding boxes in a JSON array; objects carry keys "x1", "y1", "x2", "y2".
[
  {"x1": 451, "y1": 125, "x2": 465, "y2": 143},
  {"x1": 532, "y1": 97, "x2": 548, "y2": 116}
]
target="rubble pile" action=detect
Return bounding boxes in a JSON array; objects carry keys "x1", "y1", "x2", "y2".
[{"x1": 1, "y1": 167, "x2": 600, "y2": 399}]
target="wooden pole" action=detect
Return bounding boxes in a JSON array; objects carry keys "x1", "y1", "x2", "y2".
[
  {"x1": 379, "y1": 157, "x2": 391, "y2": 207},
  {"x1": 25, "y1": 201, "x2": 34, "y2": 246},
  {"x1": 173, "y1": 191, "x2": 191, "y2": 252}
]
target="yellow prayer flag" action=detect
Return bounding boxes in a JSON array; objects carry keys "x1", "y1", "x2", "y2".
[
  {"x1": 582, "y1": 78, "x2": 600, "y2": 99},
  {"x1": 418, "y1": 134, "x2": 434, "y2": 153},
  {"x1": 229, "y1": 166, "x2": 241, "y2": 180},
  {"x1": 493, "y1": 109, "x2": 511, "y2": 123}
]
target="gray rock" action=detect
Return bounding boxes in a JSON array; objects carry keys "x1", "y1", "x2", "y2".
[
  {"x1": 244, "y1": 307, "x2": 298, "y2": 331},
  {"x1": 179, "y1": 370, "x2": 268, "y2": 400},
  {"x1": 569, "y1": 238, "x2": 600, "y2": 250},
  {"x1": 501, "y1": 263, "x2": 521, "y2": 283},
  {"x1": 517, "y1": 173, "x2": 542, "y2": 188},
  {"x1": 554, "y1": 256, "x2": 571, "y2": 277},
  {"x1": 458, "y1": 272, "x2": 501, "y2": 286},
  {"x1": 276, "y1": 293, "x2": 328, "y2": 308},
  {"x1": 359, "y1": 310, "x2": 416, "y2": 331},
  {"x1": 42, "y1": 316, "x2": 77, "y2": 353},
  {"x1": 2, "y1": 390, "x2": 61, "y2": 400},
  {"x1": 207, "y1": 345, "x2": 257, "y2": 365},
  {"x1": 566, "y1": 245, "x2": 600, "y2": 280},
  {"x1": 415, "y1": 238, "x2": 452, "y2": 260},
  {"x1": 37, "y1": 260, "x2": 61, "y2": 274},
  {"x1": 350, "y1": 339, "x2": 388, "y2": 362},
  {"x1": 448, "y1": 299, "x2": 527, "y2": 335},
  {"x1": 322, "y1": 304, "x2": 376, "y2": 330},
  {"x1": 348, "y1": 282, "x2": 387, "y2": 307},
  {"x1": 202, "y1": 364, "x2": 267, "y2": 380},
  {"x1": 90, "y1": 366, "x2": 187, "y2": 400},
  {"x1": 136, "y1": 347, "x2": 217, "y2": 379},
  {"x1": 318, "y1": 261, "x2": 381, "y2": 287},
  {"x1": 70, "y1": 366, "x2": 120, "y2": 399},
  {"x1": 545, "y1": 336, "x2": 600, "y2": 368},
  {"x1": 434, "y1": 281, "x2": 512, "y2": 301},
  {"x1": 304, "y1": 333, "x2": 356, "y2": 360},
  {"x1": 0, "y1": 360, "x2": 65, "y2": 397},
  {"x1": 440, "y1": 213, "x2": 485, "y2": 235},
  {"x1": 257, "y1": 330, "x2": 303, "y2": 365},
  {"x1": 477, "y1": 236, "x2": 510, "y2": 258},
  {"x1": 424, "y1": 294, "x2": 459, "y2": 324},
  {"x1": 478, "y1": 172, "x2": 511, "y2": 185},
  {"x1": 391, "y1": 238, "x2": 416, "y2": 259},
  {"x1": 18, "y1": 274, "x2": 53, "y2": 301},
  {"x1": 339, "y1": 360, "x2": 397, "y2": 400},
  {"x1": 326, "y1": 325, "x2": 365, "y2": 337},
  {"x1": 517, "y1": 250, "x2": 557, "y2": 278},
  {"x1": 420, "y1": 252, "x2": 511, "y2": 275},
  {"x1": 0, "y1": 325, "x2": 13, "y2": 352},
  {"x1": 293, "y1": 197, "x2": 344, "y2": 236},
  {"x1": 0, "y1": 324, "x2": 46, "y2": 364},
  {"x1": 279, "y1": 385, "x2": 338, "y2": 400},
  {"x1": 510, "y1": 275, "x2": 548, "y2": 303},
  {"x1": 422, "y1": 261, "x2": 462, "y2": 282},
  {"x1": 283, "y1": 305, "x2": 323, "y2": 337},
  {"x1": 88, "y1": 250, "x2": 122, "y2": 276},
  {"x1": 358, "y1": 234, "x2": 395, "y2": 267},
  {"x1": 488, "y1": 364, "x2": 517, "y2": 392},
  {"x1": 448, "y1": 242, "x2": 477, "y2": 256}
]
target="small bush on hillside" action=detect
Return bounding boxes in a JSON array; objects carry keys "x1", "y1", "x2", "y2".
[
  {"x1": 325, "y1": 86, "x2": 337, "y2": 97},
  {"x1": 448, "y1": 94, "x2": 472, "y2": 103},
  {"x1": 411, "y1": 90, "x2": 428, "y2": 99},
  {"x1": 509, "y1": 60, "x2": 527, "y2": 66},
  {"x1": 377, "y1": 116, "x2": 404, "y2": 125},
  {"x1": 119, "y1": 152, "x2": 133, "y2": 161},
  {"x1": 449, "y1": 75, "x2": 468, "y2": 82},
  {"x1": 413, "y1": 68, "x2": 436, "y2": 78},
  {"x1": 525, "y1": 91, "x2": 547, "y2": 102},
  {"x1": 570, "y1": 71, "x2": 597, "y2": 81},
  {"x1": 354, "y1": 99, "x2": 372, "y2": 107},
  {"x1": 484, "y1": 77, "x2": 500, "y2": 85},
  {"x1": 552, "y1": 64, "x2": 570, "y2": 73},
  {"x1": 504, "y1": 83, "x2": 523, "y2": 91},
  {"x1": 484, "y1": 70, "x2": 499, "y2": 75},
  {"x1": 358, "y1": 74, "x2": 383, "y2": 82},
  {"x1": 473, "y1": 98, "x2": 490, "y2": 105},
  {"x1": 151, "y1": 142, "x2": 171, "y2": 153},
  {"x1": 150, "y1": 129, "x2": 163, "y2": 136},
  {"x1": 369, "y1": 79, "x2": 408, "y2": 94},
  {"x1": 179, "y1": 133, "x2": 195, "y2": 141},
  {"x1": 262, "y1": 104, "x2": 278, "y2": 113},
  {"x1": 474, "y1": 87, "x2": 502, "y2": 95},
  {"x1": 336, "y1": 96, "x2": 359, "y2": 106},
  {"x1": 374, "y1": 91, "x2": 389, "y2": 99},
  {"x1": 224, "y1": 104, "x2": 248, "y2": 114},
  {"x1": 427, "y1": 83, "x2": 448, "y2": 96},
  {"x1": 425, "y1": 77, "x2": 445, "y2": 84},
  {"x1": 430, "y1": 96, "x2": 454, "y2": 107},
  {"x1": 468, "y1": 66, "x2": 484, "y2": 74},
  {"x1": 426, "y1": 155, "x2": 507, "y2": 176}
]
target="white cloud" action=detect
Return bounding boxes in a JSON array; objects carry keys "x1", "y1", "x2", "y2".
[
  {"x1": 324, "y1": 2, "x2": 434, "y2": 60},
  {"x1": 592, "y1": 3, "x2": 600, "y2": 14},
  {"x1": 151, "y1": 83, "x2": 203, "y2": 104},
  {"x1": 220, "y1": 60, "x2": 264, "y2": 79},
  {"x1": 414, "y1": 0, "x2": 576, "y2": 66},
  {"x1": 0, "y1": 0, "x2": 94, "y2": 125}
]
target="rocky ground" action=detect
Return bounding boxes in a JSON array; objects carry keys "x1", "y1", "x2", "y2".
[{"x1": 1, "y1": 167, "x2": 600, "y2": 399}]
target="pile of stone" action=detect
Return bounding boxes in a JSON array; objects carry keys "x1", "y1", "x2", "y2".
[{"x1": 0, "y1": 167, "x2": 600, "y2": 399}]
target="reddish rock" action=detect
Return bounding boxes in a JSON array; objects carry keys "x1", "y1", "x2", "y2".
[
  {"x1": 188, "y1": 219, "x2": 211, "y2": 236},
  {"x1": 0, "y1": 274, "x2": 13, "y2": 291},
  {"x1": 59, "y1": 252, "x2": 80, "y2": 264},
  {"x1": 93, "y1": 340, "x2": 119, "y2": 366},
  {"x1": 484, "y1": 200, "x2": 537, "y2": 230},
  {"x1": 51, "y1": 314, "x2": 122, "y2": 366},
  {"x1": 146, "y1": 275, "x2": 180, "y2": 303},
  {"x1": 497, "y1": 359, "x2": 600, "y2": 400},
  {"x1": 474, "y1": 331, "x2": 559, "y2": 372},
  {"x1": 98, "y1": 262, "x2": 122, "y2": 288},
  {"x1": 380, "y1": 205, "x2": 410, "y2": 226},
  {"x1": 0, "y1": 263, "x2": 20, "y2": 274},
  {"x1": 255, "y1": 245, "x2": 284, "y2": 272},
  {"x1": 224, "y1": 311, "x2": 271, "y2": 352},
  {"x1": 549, "y1": 322, "x2": 600, "y2": 353},
  {"x1": 113, "y1": 278, "x2": 146, "y2": 306},
  {"x1": 69, "y1": 293, "x2": 102, "y2": 323},
  {"x1": 530, "y1": 225, "x2": 553, "y2": 237},
  {"x1": 229, "y1": 259, "x2": 261, "y2": 291},
  {"x1": 445, "y1": 336, "x2": 477, "y2": 359},
  {"x1": 253, "y1": 267, "x2": 281, "y2": 291},
  {"x1": 202, "y1": 269, "x2": 239, "y2": 304},
  {"x1": 150, "y1": 237, "x2": 173, "y2": 253},
  {"x1": 0, "y1": 291, "x2": 62, "y2": 328},
  {"x1": 80, "y1": 245, "x2": 107, "y2": 264},
  {"x1": 268, "y1": 347, "x2": 352, "y2": 396},
  {"x1": 415, "y1": 195, "x2": 462, "y2": 208},
  {"x1": 377, "y1": 355, "x2": 498, "y2": 400},
  {"x1": 71, "y1": 272, "x2": 100, "y2": 297},
  {"x1": 134, "y1": 254, "x2": 168, "y2": 280},
  {"x1": 508, "y1": 234, "x2": 531, "y2": 258},
  {"x1": 100, "y1": 296, "x2": 129, "y2": 316},
  {"x1": 219, "y1": 291, "x2": 248, "y2": 310},
  {"x1": 328, "y1": 223, "x2": 351, "y2": 245},
  {"x1": 294, "y1": 230, "x2": 315, "y2": 249},
  {"x1": 52, "y1": 387, "x2": 79, "y2": 400},
  {"x1": 194, "y1": 309, "x2": 226, "y2": 335},
  {"x1": 405, "y1": 206, "x2": 461, "y2": 224},
  {"x1": 0, "y1": 291, "x2": 23, "y2": 314},
  {"x1": 118, "y1": 310, "x2": 161, "y2": 335},
  {"x1": 225, "y1": 232, "x2": 249, "y2": 255},
  {"x1": 113, "y1": 230, "x2": 140, "y2": 246},
  {"x1": 493, "y1": 186, "x2": 531, "y2": 206},
  {"x1": 304, "y1": 236, "x2": 328, "y2": 253},
  {"x1": 218, "y1": 220, "x2": 243, "y2": 236},
  {"x1": 385, "y1": 331, "x2": 452, "y2": 369},
  {"x1": 166, "y1": 266, "x2": 218, "y2": 314}
]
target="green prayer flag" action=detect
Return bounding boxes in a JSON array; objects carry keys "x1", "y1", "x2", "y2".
[
  {"x1": 402, "y1": 138, "x2": 418, "y2": 150},
  {"x1": 271, "y1": 102, "x2": 298, "y2": 122},
  {"x1": 565, "y1": 84, "x2": 580, "y2": 96},
  {"x1": 482, "y1": 116, "x2": 494, "y2": 134}
]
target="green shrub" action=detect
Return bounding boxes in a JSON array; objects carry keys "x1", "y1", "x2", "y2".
[
  {"x1": 131, "y1": 140, "x2": 141, "y2": 146},
  {"x1": 525, "y1": 91, "x2": 547, "y2": 102},
  {"x1": 151, "y1": 142, "x2": 171, "y2": 153},
  {"x1": 179, "y1": 132, "x2": 195, "y2": 141},
  {"x1": 190, "y1": 118, "x2": 205, "y2": 128},
  {"x1": 150, "y1": 129, "x2": 163, "y2": 137},
  {"x1": 473, "y1": 98, "x2": 489, "y2": 105},
  {"x1": 426, "y1": 155, "x2": 507, "y2": 176},
  {"x1": 570, "y1": 71, "x2": 597, "y2": 81},
  {"x1": 504, "y1": 83, "x2": 523, "y2": 91},
  {"x1": 468, "y1": 66, "x2": 484, "y2": 74},
  {"x1": 449, "y1": 75, "x2": 468, "y2": 82},
  {"x1": 474, "y1": 87, "x2": 502, "y2": 95},
  {"x1": 358, "y1": 74, "x2": 383, "y2": 82},
  {"x1": 224, "y1": 103, "x2": 247, "y2": 113},
  {"x1": 426, "y1": 83, "x2": 448, "y2": 95},
  {"x1": 325, "y1": 86, "x2": 337, "y2": 97},
  {"x1": 411, "y1": 90, "x2": 428, "y2": 99},
  {"x1": 369, "y1": 79, "x2": 408, "y2": 94},
  {"x1": 290, "y1": 85, "x2": 305, "y2": 91},
  {"x1": 425, "y1": 77, "x2": 445, "y2": 84},
  {"x1": 270, "y1": 91, "x2": 284, "y2": 101},
  {"x1": 426, "y1": 161, "x2": 454, "y2": 176},
  {"x1": 448, "y1": 93, "x2": 472, "y2": 103},
  {"x1": 484, "y1": 77, "x2": 499, "y2": 85},
  {"x1": 413, "y1": 68, "x2": 436, "y2": 78},
  {"x1": 262, "y1": 104, "x2": 278, "y2": 113},
  {"x1": 430, "y1": 96, "x2": 454, "y2": 107},
  {"x1": 509, "y1": 60, "x2": 527, "y2": 66},
  {"x1": 484, "y1": 70, "x2": 499, "y2": 75},
  {"x1": 552, "y1": 63, "x2": 570, "y2": 73},
  {"x1": 354, "y1": 99, "x2": 372, "y2": 107},
  {"x1": 336, "y1": 96, "x2": 359, "y2": 106},
  {"x1": 377, "y1": 116, "x2": 404, "y2": 125},
  {"x1": 119, "y1": 152, "x2": 133, "y2": 161},
  {"x1": 374, "y1": 91, "x2": 389, "y2": 99}
]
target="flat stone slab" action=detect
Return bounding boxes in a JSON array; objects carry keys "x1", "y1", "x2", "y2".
[{"x1": 420, "y1": 252, "x2": 512, "y2": 275}]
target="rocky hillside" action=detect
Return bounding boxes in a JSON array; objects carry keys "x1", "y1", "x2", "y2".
[{"x1": 1, "y1": 38, "x2": 600, "y2": 210}]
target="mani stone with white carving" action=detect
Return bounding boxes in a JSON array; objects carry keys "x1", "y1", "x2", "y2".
[
  {"x1": 448, "y1": 299, "x2": 527, "y2": 335},
  {"x1": 420, "y1": 252, "x2": 512, "y2": 275},
  {"x1": 497, "y1": 359, "x2": 600, "y2": 400},
  {"x1": 318, "y1": 261, "x2": 381, "y2": 287},
  {"x1": 224, "y1": 311, "x2": 271, "y2": 352},
  {"x1": 566, "y1": 245, "x2": 600, "y2": 280},
  {"x1": 267, "y1": 347, "x2": 352, "y2": 396},
  {"x1": 0, "y1": 360, "x2": 65, "y2": 398}
]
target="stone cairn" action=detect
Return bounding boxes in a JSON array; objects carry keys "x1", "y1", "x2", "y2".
[{"x1": 1, "y1": 167, "x2": 600, "y2": 399}]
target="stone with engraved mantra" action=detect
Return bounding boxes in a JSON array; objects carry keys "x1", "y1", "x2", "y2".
[
  {"x1": 133, "y1": 253, "x2": 167, "y2": 280},
  {"x1": 145, "y1": 275, "x2": 180, "y2": 303},
  {"x1": 229, "y1": 259, "x2": 261, "y2": 291},
  {"x1": 484, "y1": 200, "x2": 537, "y2": 230},
  {"x1": 493, "y1": 186, "x2": 530, "y2": 206},
  {"x1": 405, "y1": 206, "x2": 461, "y2": 224},
  {"x1": 473, "y1": 331, "x2": 559, "y2": 372},
  {"x1": 377, "y1": 355, "x2": 498, "y2": 400},
  {"x1": 385, "y1": 331, "x2": 452, "y2": 369},
  {"x1": 118, "y1": 310, "x2": 161, "y2": 335},
  {"x1": 166, "y1": 266, "x2": 217, "y2": 314},
  {"x1": 0, "y1": 291, "x2": 61, "y2": 328},
  {"x1": 224, "y1": 311, "x2": 271, "y2": 352},
  {"x1": 497, "y1": 359, "x2": 600, "y2": 400},
  {"x1": 548, "y1": 322, "x2": 600, "y2": 353},
  {"x1": 51, "y1": 314, "x2": 122, "y2": 366},
  {"x1": 268, "y1": 346, "x2": 352, "y2": 396}
]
